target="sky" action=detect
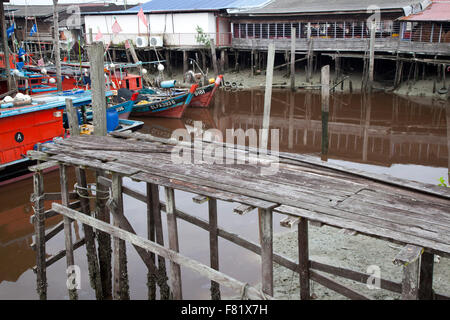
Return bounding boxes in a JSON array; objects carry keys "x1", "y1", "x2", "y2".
[{"x1": 8, "y1": 0, "x2": 140, "y2": 5}]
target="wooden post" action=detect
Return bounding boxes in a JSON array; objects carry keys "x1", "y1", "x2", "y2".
[
  {"x1": 394, "y1": 245, "x2": 423, "y2": 300},
  {"x1": 234, "y1": 50, "x2": 239, "y2": 72},
  {"x1": 261, "y1": 42, "x2": 275, "y2": 150},
  {"x1": 183, "y1": 50, "x2": 188, "y2": 78},
  {"x1": 290, "y1": 27, "x2": 296, "y2": 90},
  {"x1": 65, "y1": 98, "x2": 103, "y2": 299},
  {"x1": 53, "y1": 0, "x2": 62, "y2": 91},
  {"x1": 0, "y1": 2, "x2": 11, "y2": 90},
  {"x1": 59, "y1": 164, "x2": 78, "y2": 300},
  {"x1": 306, "y1": 23, "x2": 313, "y2": 83},
  {"x1": 148, "y1": 183, "x2": 171, "y2": 299},
  {"x1": 298, "y1": 218, "x2": 310, "y2": 300},
  {"x1": 220, "y1": 49, "x2": 225, "y2": 74},
  {"x1": 111, "y1": 174, "x2": 130, "y2": 300},
  {"x1": 164, "y1": 187, "x2": 182, "y2": 299},
  {"x1": 321, "y1": 65, "x2": 330, "y2": 161},
  {"x1": 210, "y1": 39, "x2": 218, "y2": 76},
  {"x1": 33, "y1": 171, "x2": 47, "y2": 300},
  {"x1": 165, "y1": 50, "x2": 172, "y2": 77},
  {"x1": 146, "y1": 183, "x2": 156, "y2": 300},
  {"x1": 258, "y1": 208, "x2": 273, "y2": 296},
  {"x1": 209, "y1": 198, "x2": 221, "y2": 300},
  {"x1": 65, "y1": 99, "x2": 80, "y2": 136},
  {"x1": 88, "y1": 42, "x2": 107, "y2": 136},
  {"x1": 418, "y1": 252, "x2": 435, "y2": 300},
  {"x1": 251, "y1": 49, "x2": 255, "y2": 77}
]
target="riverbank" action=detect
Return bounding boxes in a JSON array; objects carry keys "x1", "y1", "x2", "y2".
[
  {"x1": 167, "y1": 68, "x2": 449, "y2": 100},
  {"x1": 271, "y1": 225, "x2": 450, "y2": 300}
]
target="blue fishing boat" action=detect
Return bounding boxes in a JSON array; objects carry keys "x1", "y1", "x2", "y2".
[{"x1": 0, "y1": 90, "x2": 142, "y2": 182}]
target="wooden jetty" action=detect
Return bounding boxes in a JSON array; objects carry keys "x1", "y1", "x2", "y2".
[{"x1": 27, "y1": 128, "x2": 450, "y2": 300}]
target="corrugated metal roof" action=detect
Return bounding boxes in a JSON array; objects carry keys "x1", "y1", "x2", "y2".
[
  {"x1": 231, "y1": 0, "x2": 424, "y2": 15},
  {"x1": 126, "y1": 0, "x2": 270, "y2": 12},
  {"x1": 400, "y1": 0, "x2": 450, "y2": 21}
]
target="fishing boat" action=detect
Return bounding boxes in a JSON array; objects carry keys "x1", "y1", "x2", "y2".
[
  {"x1": 0, "y1": 90, "x2": 141, "y2": 182},
  {"x1": 186, "y1": 75, "x2": 223, "y2": 108},
  {"x1": 131, "y1": 84, "x2": 198, "y2": 118}
]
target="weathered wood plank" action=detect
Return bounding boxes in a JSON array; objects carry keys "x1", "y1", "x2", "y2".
[{"x1": 298, "y1": 218, "x2": 310, "y2": 300}]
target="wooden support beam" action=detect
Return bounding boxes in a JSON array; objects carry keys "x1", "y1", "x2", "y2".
[
  {"x1": 0, "y1": 2, "x2": 11, "y2": 90},
  {"x1": 75, "y1": 168, "x2": 103, "y2": 299},
  {"x1": 209, "y1": 198, "x2": 221, "y2": 300},
  {"x1": 111, "y1": 174, "x2": 129, "y2": 300},
  {"x1": 193, "y1": 195, "x2": 209, "y2": 204},
  {"x1": 53, "y1": 0, "x2": 62, "y2": 91},
  {"x1": 148, "y1": 183, "x2": 171, "y2": 300},
  {"x1": 210, "y1": 39, "x2": 218, "y2": 76},
  {"x1": 164, "y1": 187, "x2": 183, "y2": 299},
  {"x1": 32, "y1": 171, "x2": 47, "y2": 300},
  {"x1": 419, "y1": 251, "x2": 435, "y2": 300},
  {"x1": 88, "y1": 42, "x2": 107, "y2": 136},
  {"x1": 261, "y1": 42, "x2": 275, "y2": 150},
  {"x1": 52, "y1": 203, "x2": 271, "y2": 300},
  {"x1": 59, "y1": 164, "x2": 78, "y2": 300},
  {"x1": 146, "y1": 183, "x2": 156, "y2": 300},
  {"x1": 233, "y1": 204, "x2": 255, "y2": 215},
  {"x1": 280, "y1": 217, "x2": 300, "y2": 229},
  {"x1": 65, "y1": 99, "x2": 80, "y2": 136},
  {"x1": 290, "y1": 27, "x2": 296, "y2": 90},
  {"x1": 310, "y1": 270, "x2": 371, "y2": 300},
  {"x1": 394, "y1": 244, "x2": 424, "y2": 300},
  {"x1": 258, "y1": 208, "x2": 273, "y2": 296},
  {"x1": 298, "y1": 218, "x2": 310, "y2": 300},
  {"x1": 33, "y1": 238, "x2": 86, "y2": 273},
  {"x1": 31, "y1": 221, "x2": 64, "y2": 250}
]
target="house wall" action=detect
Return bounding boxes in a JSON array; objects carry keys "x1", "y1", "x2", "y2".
[{"x1": 84, "y1": 12, "x2": 230, "y2": 47}]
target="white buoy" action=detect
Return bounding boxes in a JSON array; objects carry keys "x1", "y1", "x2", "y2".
[
  {"x1": 110, "y1": 63, "x2": 115, "y2": 69},
  {"x1": 4, "y1": 96, "x2": 13, "y2": 103},
  {"x1": 142, "y1": 68, "x2": 148, "y2": 75},
  {"x1": 157, "y1": 64, "x2": 165, "y2": 72},
  {"x1": 13, "y1": 69, "x2": 21, "y2": 76},
  {"x1": 41, "y1": 68, "x2": 47, "y2": 75},
  {"x1": 49, "y1": 78, "x2": 56, "y2": 84}
]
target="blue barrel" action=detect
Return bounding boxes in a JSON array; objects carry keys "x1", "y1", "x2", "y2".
[
  {"x1": 160, "y1": 80, "x2": 176, "y2": 88},
  {"x1": 106, "y1": 108, "x2": 119, "y2": 132}
]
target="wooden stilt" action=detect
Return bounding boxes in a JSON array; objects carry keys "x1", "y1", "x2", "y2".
[
  {"x1": 148, "y1": 183, "x2": 171, "y2": 299},
  {"x1": 164, "y1": 187, "x2": 182, "y2": 299},
  {"x1": 111, "y1": 174, "x2": 130, "y2": 300},
  {"x1": 394, "y1": 245, "x2": 423, "y2": 300},
  {"x1": 210, "y1": 39, "x2": 219, "y2": 76},
  {"x1": 165, "y1": 50, "x2": 172, "y2": 77},
  {"x1": 298, "y1": 218, "x2": 310, "y2": 300},
  {"x1": 290, "y1": 27, "x2": 296, "y2": 90},
  {"x1": 258, "y1": 208, "x2": 273, "y2": 296},
  {"x1": 183, "y1": 50, "x2": 188, "y2": 78},
  {"x1": 419, "y1": 252, "x2": 435, "y2": 300},
  {"x1": 208, "y1": 198, "x2": 221, "y2": 300},
  {"x1": 220, "y1": 49, "x2": 225, "y2": 74},
  {"x1": 33, "y1": 170, "x2": 47, "y2": 300},
  {"x1": 59, "y1": 164, "x2": 78, "y2": 300},
  {"x1": 146, "y1": 183, "x2": 156, "y2": 300}
]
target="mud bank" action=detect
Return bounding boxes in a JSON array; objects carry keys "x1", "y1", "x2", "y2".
[{"x1": 271, "y1": 225, "x2": 450, "y2": 300}]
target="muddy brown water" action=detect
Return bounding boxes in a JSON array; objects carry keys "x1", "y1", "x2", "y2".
[{"x1": 0, "y1": 89, "x2": 448, "y2": 299}]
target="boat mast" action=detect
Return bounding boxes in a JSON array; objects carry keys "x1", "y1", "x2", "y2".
[{"x1": 0, "y1": 1, "x2": 12, "y2": 91}]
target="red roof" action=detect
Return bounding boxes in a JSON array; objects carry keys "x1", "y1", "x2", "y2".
[{"x1": 400, "y1": 1, "x2": 450, "y2": 21}]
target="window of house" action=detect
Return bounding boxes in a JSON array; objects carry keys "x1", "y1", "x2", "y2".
[
  {"x1": 262, "y1": 24, "x2": 269, "y2": 38},
  {"x1": 248, "y1": 24, "x2": 254, "y2": 37},
  {"x1": 284, "y1": 23, "x2": 292, "y2": 37},
  {"x1": 255, "y1": 24, "x2": 261, "y2": 38},
  {"x1": 276, "y1": 23, "x2": 284, "y2": 37},
  {"x1": 269, "y1": 23, "x2": 276, "y2": 38},
  {"x1": 240, "y1": 24, "x2": 247, "y2": 38}
]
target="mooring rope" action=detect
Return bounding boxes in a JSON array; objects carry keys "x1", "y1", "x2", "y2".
[{"x1": 74, "y1": 183, "x2": 110, "y2": 200}]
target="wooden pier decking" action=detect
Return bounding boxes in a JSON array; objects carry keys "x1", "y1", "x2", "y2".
[{"x1": 28, "y1": 130, "x2": 450, "y2": 300}]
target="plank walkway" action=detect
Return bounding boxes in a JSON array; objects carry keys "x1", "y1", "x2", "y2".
[{"x1": 29, "y1": 131, "x2": 450, "y2": 300}]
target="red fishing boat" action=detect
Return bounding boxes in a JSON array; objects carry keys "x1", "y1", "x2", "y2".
[{"x1": 189, "y1": 75, "x2": 223, "y2": 108}]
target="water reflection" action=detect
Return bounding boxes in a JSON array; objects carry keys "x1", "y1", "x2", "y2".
[{"x1": 140, "y1": 89, "x2": 448, "y2": 169}]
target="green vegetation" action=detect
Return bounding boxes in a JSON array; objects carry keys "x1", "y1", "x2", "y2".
[
  {"x1": 195, "y1": 26, "x2": 210, "y2": 46},
  {"x1": 438, "y1": 177, "x2": 449, "y2": 187}
]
